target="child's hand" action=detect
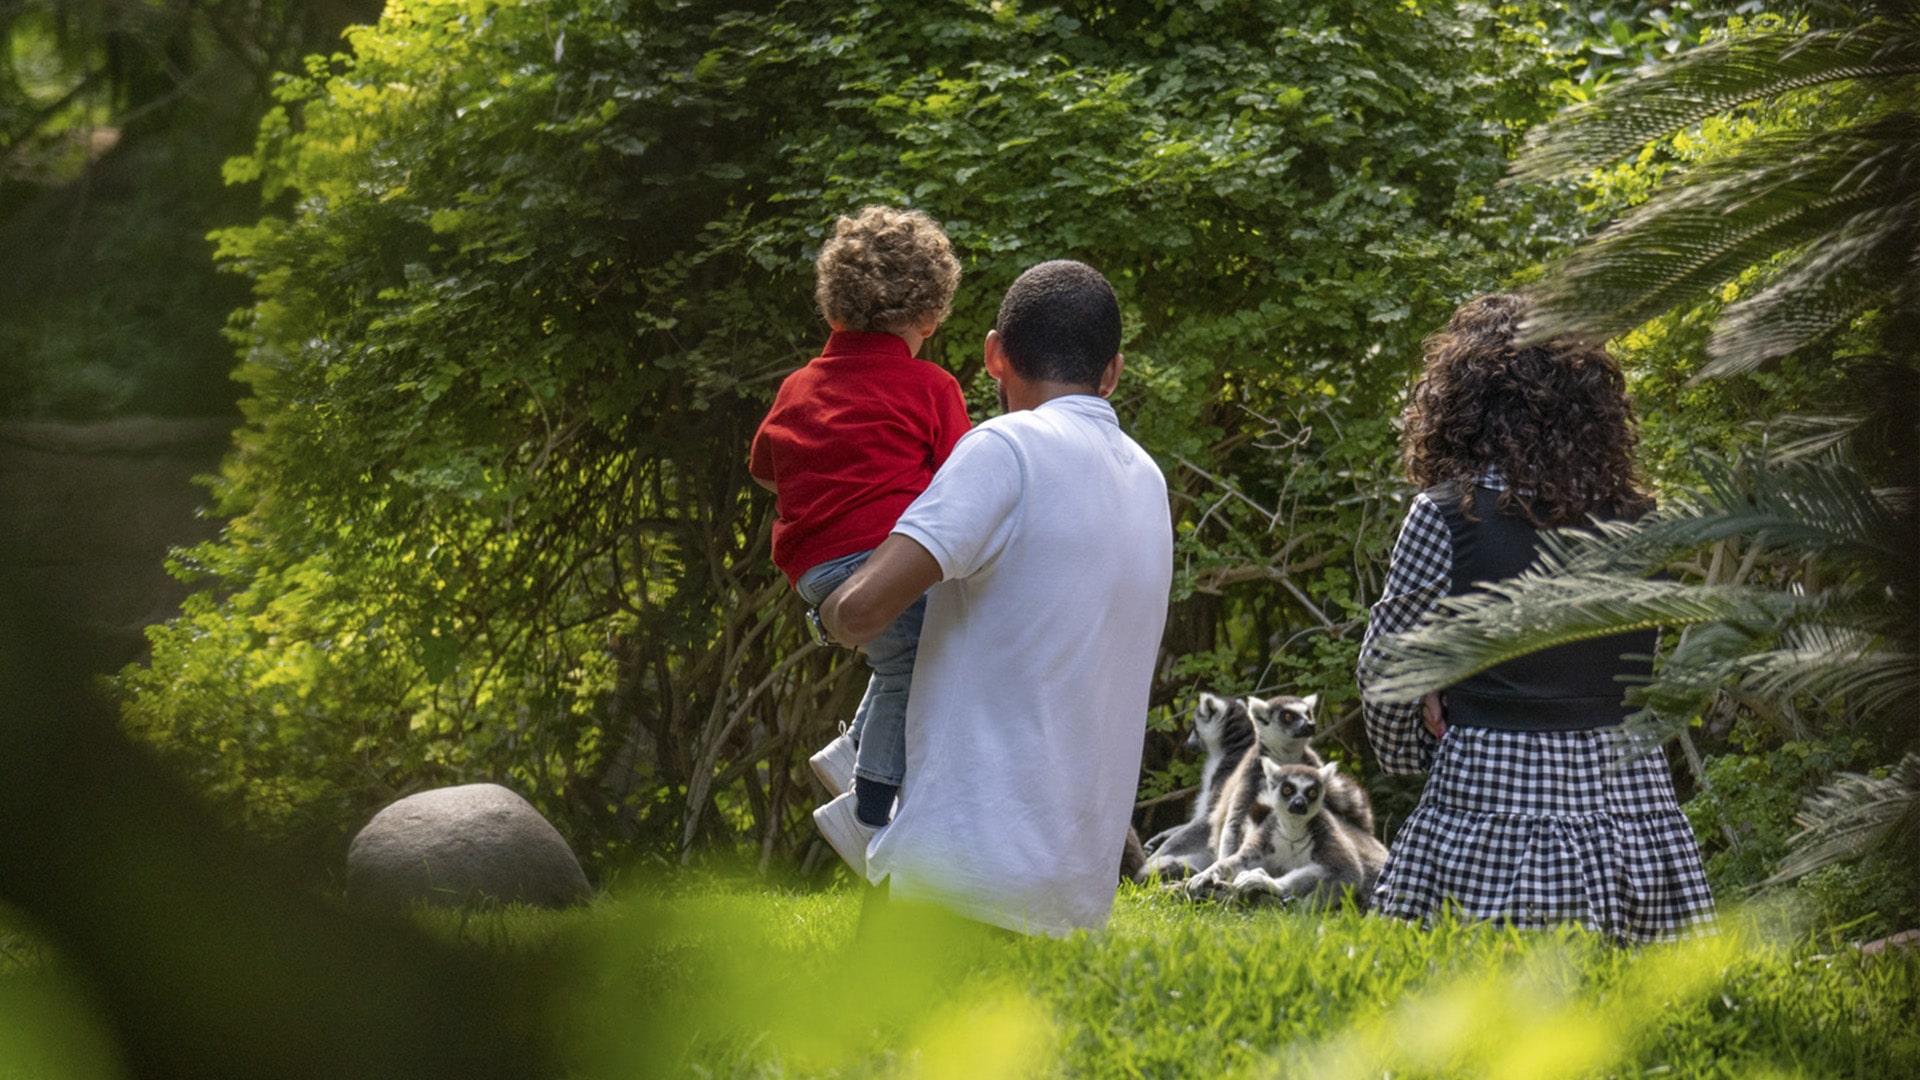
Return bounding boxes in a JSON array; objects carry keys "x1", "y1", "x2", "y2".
[{"x1": 1421, "y1": 692, "x2": 1448, "y2": 740}]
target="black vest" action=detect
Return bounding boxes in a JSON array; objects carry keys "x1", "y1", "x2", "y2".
[{"x1": 1428, "y1": 482, "x2": 1656, "y2": 731}]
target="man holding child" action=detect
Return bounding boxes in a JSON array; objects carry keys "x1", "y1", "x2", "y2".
[{"x1": 755, "y1": 207, "x2": 1172, "y2": 936}]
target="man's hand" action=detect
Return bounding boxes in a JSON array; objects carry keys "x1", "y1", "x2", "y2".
[{"x1": 818, "y1": 534, "x2": 942, "y2": 647}]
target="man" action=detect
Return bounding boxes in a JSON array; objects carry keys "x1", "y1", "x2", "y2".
[{"x1": 818, "y1": 259, "x2": 1173, "y2": 936}]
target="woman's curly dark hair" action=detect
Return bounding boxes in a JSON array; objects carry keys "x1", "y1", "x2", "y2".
[{"x1": 1401, "y1": 293, "x2": 1653, "y2": 526}]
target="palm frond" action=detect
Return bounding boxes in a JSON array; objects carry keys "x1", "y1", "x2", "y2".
[
  {"x1": 1704, "y1": 234, "x2": 1885, "y2": 374},
  {"x1": 1368, "y1": 441, "x2": 1907, "y2": 711},
  {"x1": 1536, "y1": 450, "x2": 1902, "y2": 575},
  {"x1": 1623, "y1": 623, "x2": 1919, "y2": 737},
  {"x1": 1768, "y1": 752, "x2": 1920, "y2": 882},
  {"x1": 1523, "y1": 121, "x2": 1913, "y2": 344},
  {"x1": 1619, "y1": 621, "x2": 1776, "y2": 735},
  {"x1": 1365, "y1": 573, "x2": 1816, "y2": 701},
  {"x1": 1737, "y1": 624, "x2": 1919, "y2": 717},
  {"x1": 1761, "y1": 415, "x2": 1866, "y2": 460},
  {"x1": 1681, "y1": 448, "x2": 1903, "y2": 564},
  {"x1": 1705, "y1": 132, "x2": 1920, "y2": 373},
  {"x1": 1512, "y1": 14, "x2": 1920, "y2": 182}
]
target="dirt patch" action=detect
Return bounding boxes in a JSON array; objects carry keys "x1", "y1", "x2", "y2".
[{"x1": 0, "y1": 417, "x2": 233, "y2": 666}]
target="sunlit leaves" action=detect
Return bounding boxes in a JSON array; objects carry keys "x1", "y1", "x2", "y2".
[{"x1": 129, "y1": 0, "x2": 1579, "y2": 860}]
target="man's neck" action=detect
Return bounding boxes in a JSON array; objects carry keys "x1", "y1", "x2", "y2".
[{"x1": 1004, "y1": 381, "x2": 1099, "y2": 411}]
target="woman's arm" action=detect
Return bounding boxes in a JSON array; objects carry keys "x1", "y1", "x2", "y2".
[{"x1": 1358, "y1": 493, "x2": 1452, "y2": 775}]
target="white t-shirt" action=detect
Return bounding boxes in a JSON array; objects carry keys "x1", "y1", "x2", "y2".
[{"x1": 868, "y1": 394, "x2": 1173, "y2": 935}]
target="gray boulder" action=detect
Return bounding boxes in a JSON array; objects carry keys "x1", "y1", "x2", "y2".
[{"x1": 346, "y1": 783, "x2": 591, "y2": 909}]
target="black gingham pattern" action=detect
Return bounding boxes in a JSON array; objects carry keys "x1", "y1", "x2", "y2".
[
  {"x1": 1373, "y1": 726, "x2": 1716, "y2": 943},
  {"x1": 1358, "y1": 491, "x2": 1452, "y2": 775}
]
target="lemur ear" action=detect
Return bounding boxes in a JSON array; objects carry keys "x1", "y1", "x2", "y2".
[
  {"x1": 1197, "y1": 691, "x2": 1220, "y2": 712},
  {"x1": 1319, "y1": 760, "x2": 1338, "y2": 782},
  {"x1": 1245, "y1": 697, "x2": 1269, "y2": 720},
  {"x1": 1260, "y1": 756, "x2": 1283, "y2": 782},
  {"x1": 1300, "y1": 693, "x2": 1319, "y2": 713}
]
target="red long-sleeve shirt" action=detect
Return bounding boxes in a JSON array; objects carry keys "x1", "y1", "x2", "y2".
[{"x1": 749, "y1": 331, "x2": 972, "y2": 584}]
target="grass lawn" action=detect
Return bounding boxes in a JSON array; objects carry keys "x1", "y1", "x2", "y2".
[
  {"x1": 541, "y1": 876, "x2": 1920, "y2": 1078},
  {"x1": 5, "y1": 877, "x2": 1918, "y2": 1077}
]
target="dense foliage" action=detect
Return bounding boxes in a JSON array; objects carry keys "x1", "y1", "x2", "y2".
[
  {"x1": 119, "y1": 0, "x2": 1582, "y2": 868},
  {"x1": 0, "y1": 0, "x2": 381, "y2": 417}
]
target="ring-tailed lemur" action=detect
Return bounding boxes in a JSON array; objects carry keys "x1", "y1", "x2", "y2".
[
  {"x1": 1208, "y1": 693, "x2": 1375, "y2": 853},
  {"x1": 1137, "y1": 692, "x2": 1256, "y2": 881},
  {"x1": 1185, "y1": 759, "x2": 1387, "y2": 909},
  {"x1": 1207, "y1": 693, "x2": 1322, "y2": 859}
]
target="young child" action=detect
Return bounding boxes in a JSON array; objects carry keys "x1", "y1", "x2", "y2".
[{"x1": 748, "y1": 206, "x2": 970, "y2": 873}]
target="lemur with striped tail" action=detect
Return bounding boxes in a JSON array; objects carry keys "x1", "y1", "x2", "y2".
[
  {"x1": 1186, "y1": 758, "x2": 1387, "y2": 909},
  {"x1": 1136, "y1": 692, "x2": 1255, "y2": 881}
]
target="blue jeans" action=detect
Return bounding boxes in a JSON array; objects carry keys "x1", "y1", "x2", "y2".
[{"x1": 795, "y1": 549, "x2": 923, "y2": 787}]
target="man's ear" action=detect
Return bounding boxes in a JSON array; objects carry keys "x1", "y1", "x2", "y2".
[
  {"x1": 983, "y1": 329, "x2": 1011, "y2": 381},
  {"x1": 1097, "y1": 353, "x2": 1124, "y2": 398}
]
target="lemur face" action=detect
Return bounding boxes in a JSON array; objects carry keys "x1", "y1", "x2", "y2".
[
  {"x1": 1261, "y1": 759, "x2": 1336, "y2": 817},
  {"x1": 1248, "y1": 693, "x2": 1318, "y2": 746},
  {"x1": 1279, "y1": 775, "x2": 1321, "y2": 815}
]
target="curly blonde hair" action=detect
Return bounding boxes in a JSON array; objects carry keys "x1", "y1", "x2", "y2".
[
  {"x1": 1402, "y1": 293, "x2": 1653, "y2": 527},
  {"x1": 814, "y1": 206, "x2": 961, "y2": 334}
]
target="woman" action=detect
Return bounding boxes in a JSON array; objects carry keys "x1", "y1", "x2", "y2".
[{"x1": 1359, "y1": 293, "x2": 1713, "y2": 943}]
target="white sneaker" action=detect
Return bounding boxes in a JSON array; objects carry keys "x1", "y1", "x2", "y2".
[
  {"x1": 808, "y1": 729, "x2": 857, "y2": 797},
  {"x1": 813, "y1": 791, "x2": 876, "y2": 878}
]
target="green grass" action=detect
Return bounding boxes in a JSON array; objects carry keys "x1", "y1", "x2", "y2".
[
  {"x1": 5, "y1": 884, "x2": 1919, "y2": 1077},
  {"x1": 535, "y1": 879, "x2": 1920, "y2": 1078}
]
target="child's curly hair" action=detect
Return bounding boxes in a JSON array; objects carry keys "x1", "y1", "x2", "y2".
[
  {"x1": 814, "y1": 206, "x2": 961, "y2": 334},
  {"x1": 1402, "y1": 293, "x2": 1653, "y2": 527}
]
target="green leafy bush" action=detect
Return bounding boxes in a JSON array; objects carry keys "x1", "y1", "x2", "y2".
[
  {"x1": 118, "y1": 0, "x2": 1581, "y2": 865},
  {"x1": 1685, "y1": 739, "x2": 1877, "y2": 894}
]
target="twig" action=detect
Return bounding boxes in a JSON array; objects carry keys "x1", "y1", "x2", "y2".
[
  {"x1": 1135, "y1": 785, "x2": 1198, "y2": 810},
  {"x1": 1676, "y1": 724, "x2": 1739, "y2": 851},
  {"x1": 1173, "y1": 455, "x2": 1280, "y2": 530}
]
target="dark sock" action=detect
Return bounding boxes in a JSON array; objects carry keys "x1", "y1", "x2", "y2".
[{"x1": 854, "y1": 779, "x2": 898, "y2": 827}]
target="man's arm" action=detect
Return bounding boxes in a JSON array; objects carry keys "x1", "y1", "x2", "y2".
[{"x1": 818, "y1": 533, "x2": 943, "y2": 647}]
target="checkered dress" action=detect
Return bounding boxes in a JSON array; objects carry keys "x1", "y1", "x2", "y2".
[{"x1": 1359, "y1": 484, "x2": 1715, "y2": 943}]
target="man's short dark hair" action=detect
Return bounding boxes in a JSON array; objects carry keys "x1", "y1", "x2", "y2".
[{"x1": 995, "y1": 260, "x2": 1122, "y2": 386}]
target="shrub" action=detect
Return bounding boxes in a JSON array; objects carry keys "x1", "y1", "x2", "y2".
[{"x1": 121, "y1": 0, "x2": 1576, "y2": 865}]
